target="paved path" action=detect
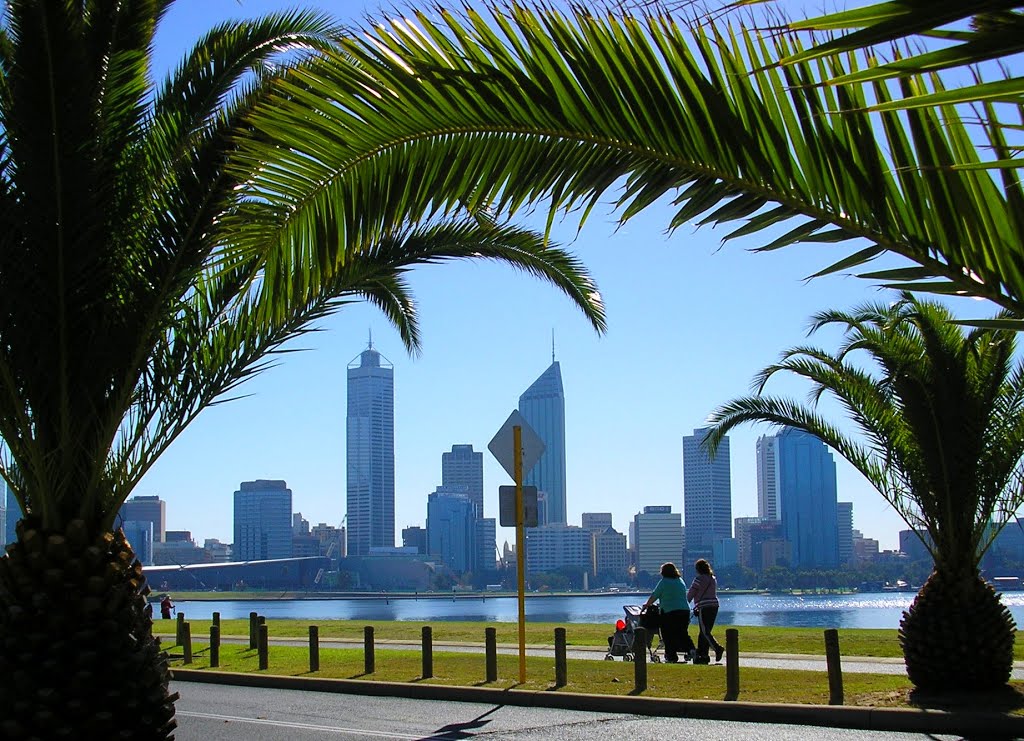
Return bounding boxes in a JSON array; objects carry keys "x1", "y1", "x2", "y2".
[{"x1": 161, "y1": 633, "x2": 1024, "y2": 679}]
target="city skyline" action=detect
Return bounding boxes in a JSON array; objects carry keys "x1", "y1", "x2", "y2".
[{"x1": 125, "y1": 0, "x2": 993, "y2": 555}]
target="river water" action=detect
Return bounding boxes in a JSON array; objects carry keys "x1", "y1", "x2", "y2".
[{"x1": 170, "y1": 591, "x2": 1024, "y2": 630}]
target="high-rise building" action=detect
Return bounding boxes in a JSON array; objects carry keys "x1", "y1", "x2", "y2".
[
  {"x1": 734, "y1": 516, "x2": 778, "y2": 568},
  {"x1": 402, "y1": 525, "x2": 427, "y2": 554},
  {"x1": 426, "y1": 488, "x2": 475, "y2": 573},
  {"x1": 524, "y1": 524, "x2": 591, "y2": 574},
  {"x1": 756, "y1": 434, "x2": 781, "y2": 520},
  {"x1": 442, "y1": 444, "x2": 484, "y2": 517},
  {"x1": 592, "y1": 527, "x2": 628, "y2": 579},
  {"x1": 837, "y1": 501, "x2": 854, "y2": 565},
  {"x1": 121, "y1": 521, "x2": 154, "y2": 565},
  {"x1": 777, "y1": 427, "x2": 839, "y2": 568},
  {"x1": 2, "y1": 482, "x2": 19, "y2": 547},
  {"x1": 118, "y1": 494, "x2": 166, "y2": 543},
  {"x1": 682, "y1": 427, "x2": 732, "y2": 560},
  {"x1": 346, "y1": 339, "x2": 395, "y2": 556},
  {"x1": 233, "y1": 479, "x2": 293, "y2": 561},
  {"x1": 633, "y1": 505, "x2": 684, "y2": 576},
  {"x1": 899, "y1": 528, "x2": 932, "y2": 562},
  {"x1": 519, "y1": 358, "x2": 566, "y2": 525},
  {"x1": 581, "y1": 512, "x2": 613, "y2": 532},
  {"x1": 474, "y1": 518, "x2": 497, "y2": 574}
]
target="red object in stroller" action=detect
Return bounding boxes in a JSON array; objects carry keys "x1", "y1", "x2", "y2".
[{"x1": 604, "y1": 604, "x2": 663, "y2": 662}]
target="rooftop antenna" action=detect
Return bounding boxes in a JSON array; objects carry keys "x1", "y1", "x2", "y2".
[
  {"x1": 551, "y1": 329, "x2": 556, "y2": 363},
  {"x1": 368, "y1": 327, "x2": 373, "y2": 350}
]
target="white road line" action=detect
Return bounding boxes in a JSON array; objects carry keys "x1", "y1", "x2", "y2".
[{"x1": 176, "y1": 710, "x2": 432, "y2": 738}]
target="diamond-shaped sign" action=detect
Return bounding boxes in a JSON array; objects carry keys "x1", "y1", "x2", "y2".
[{"x1": 488, "y1": 409, "x2": 545, "y2": 482}]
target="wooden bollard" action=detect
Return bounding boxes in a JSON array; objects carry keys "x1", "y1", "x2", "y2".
[
  {"x1": 182, "y1": 622, "x2": 192, "y2": 664},
  {"x1": 249, "y1": 611, "x2": 258, "y2": 649},
  {"x1": 633, "y1": 627, "x2": 647, "y2": 692},
  {"x1": 176, "y1": 612, "x2": 185, "y2": 645},
  {"x1": 258, "y1": 623, "x2": 269, "y2": 670},
  {"x1": 554, "y1": 627, "x2": 567, "y2": 687},
  {"x1": 364, "y1": 626, "x2": 375, "y2": 674},
  {"x1": 421, "y1": 626, "x2": 433, "y2": 679},
  {"x1": 824, "y1": 628, "x2": 843, "y2": 705},
  {"x1": 309, "y1": 626, "x2": 319, "y2": 672},
  {"x1": 212, "y1": 611, "x2": 221, "y2": 631},
  {"x1": 725, "y1": 628, "x2": 739, "y2": 700},
  {"x1": 485, "y1": 627, "x2": 497, "y2": 682},
  {"x1": 210, "y1": 625, "x2": 220, "y2": 668}
]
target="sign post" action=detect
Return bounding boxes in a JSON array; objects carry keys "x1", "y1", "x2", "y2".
[{"x1": 489, "y1": 410, "x2": 545, "y2": 685}]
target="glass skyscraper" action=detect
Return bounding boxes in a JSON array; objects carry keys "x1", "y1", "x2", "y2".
[
  {"x1": 518, "y1": 360, "x2": 567, "y2": 525},
  {"x1": 426, "y1": 488, "x2": 475, "y2": 573},
  {"x1": 232, "y1": 479, "x2": 293, "y2": 561},
  {"x1": 777, "y1": 426, "x2": 839, "y2": 568},
  {"x1": 346, "y1": 340, "x2": 395, "y2": 555},
  {"x1": 755, "y1": 433, "x2": 780, "y2": 520},
  {"x1": 682, "y1": 426, "x2": 732, "y2": 560},
  {"x1": 441, "y1": 444, "x2": 484, "y2": 517}
]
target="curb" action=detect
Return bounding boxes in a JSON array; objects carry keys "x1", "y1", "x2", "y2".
[{"x1": 171, "y1": 668, "x2": 1024, "y2": 736}]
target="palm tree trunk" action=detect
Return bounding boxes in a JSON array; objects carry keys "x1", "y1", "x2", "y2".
[
  {"x1": 899, "y1": 564, "x2": 1016, "y2": 691},
  {"x1": 0, "y1": 518, "x2": 177, "y2": 737}
]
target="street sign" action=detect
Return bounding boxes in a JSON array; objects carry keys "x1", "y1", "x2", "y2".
[
  {"x1": 499, "y1": 486, "x2": 539, "y2": 527},
  {"x1": 488, "y1": 410, "x2": 545, "y2": 481}
]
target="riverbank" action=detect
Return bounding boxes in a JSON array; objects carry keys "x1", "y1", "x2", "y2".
[{"x1": 154, "y1": 588, "x2": 837, "y2": 601}]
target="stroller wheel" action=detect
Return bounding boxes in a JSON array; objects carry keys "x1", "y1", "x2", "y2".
[
  {"x1": 604, "y1": 654, "x2": 614, "y2": 661},
  {"x1": 651, "y1": 655, "x2": 661, "y2": 663},
  {"x1": 624, "y1": 653, "x2": 633, "y2": 662}
]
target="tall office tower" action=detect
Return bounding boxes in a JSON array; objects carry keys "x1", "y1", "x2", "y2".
[
  {"x1": 119, "y1": 494, "x2": 167, "y2": 543},
  {"x1": 346, "y1": 339, "x2": 395, "y2": 556},
  {"x1": 519, "y1": 357, "x2": 567, "y2": 525},
  {"x1": 777, "y1": 427, "x2": 839, "y2": 568},
  {"x1": 441, "y1": 444, "x2": 484, "y2": 517},
  {"x1": 475, "y1": 517, "x2": 497, "y2": 574},
  {"x1": 682, "y1": 427, "x2": 732, "y2": 560},
  {"x1": 426, "y1": 488, "x2": 476, "y2": 573},
  {"x1": 633, "y1": 505, "x2": 684, "y2": 576},
  {"x1": 581, "y1": 512, "x2": 613, "y2": 533},
  {"x1": 756, "y1": 434, "x2": 781, "y2": 520},
  {"x1": 233, "y1": 479, "x2": 293, "y2": 561},
  {"x1": 837, "y1": 501, "x2": 854, "y2": 565}
]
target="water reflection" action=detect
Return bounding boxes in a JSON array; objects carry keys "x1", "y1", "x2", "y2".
[{"x1": 167, "y1": 591, "x2": 1024, "y2": 630}]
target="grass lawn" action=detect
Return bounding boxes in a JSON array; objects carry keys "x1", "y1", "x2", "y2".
[{"x1": 155, "y1": 617, "x2": 1024, "y2": 661}]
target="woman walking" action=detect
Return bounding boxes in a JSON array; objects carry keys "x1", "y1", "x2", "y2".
[
  {"x1": 644, "y1": 562, "x2": 696, "y2": 663},
  {"x1": 688, "y1": 559, "x2": 724, "y2": 664}
]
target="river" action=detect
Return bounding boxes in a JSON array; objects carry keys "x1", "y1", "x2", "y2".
[{"x1": 168, "y1": 591, "x2": 1024, "y2": 630}]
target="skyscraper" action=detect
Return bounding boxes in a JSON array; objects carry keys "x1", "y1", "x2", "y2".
[
  {"x1": 426, "y1": 488, "x2": 475, "y2": 573},
  {"x1": 682, "y1": 427, "x2": 732, "y2": 560},
  {"x1": 755, "y1": 434, "x2": 780, "y2": 520},
  {"x1": 118, "y1": 494, "x2": 167, "y2": 543},
  {"x1": 233, "y1": 479, "x2": 293, "y2": 561},
  {"x1": 346, "y1": 339, "x2": 395, "y2": 556},
  {"x1": 633, "y1": 505, "x2": 684, "y2": 576},
  {"x1": 777, "y1": 427, "x2": 839, "y2": 568},
  {"x1": 519, "y1": 358, "x2": 566, "y2": 525},
  {"x1": 441, "y1": 444, "x2": 484, "y2": 517},
  {"x1": 837, "y1": 501, "x2": 854, "y2": 565}
]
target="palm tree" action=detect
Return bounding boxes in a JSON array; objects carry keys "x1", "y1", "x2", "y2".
[
  {"x1": 0, "y1": 2, "x2": 604, "y2": 737},
  {"x1": 702, "y1": 293, "x2": 1023, "y2": 691},
  {"x1": 245, "y1": 3, "x2": 1023, "y2": 322}
]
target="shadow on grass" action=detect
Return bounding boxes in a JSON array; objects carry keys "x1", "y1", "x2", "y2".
[{"x1": 909, "y1": 685, "x2": 1024, "y2": 714}]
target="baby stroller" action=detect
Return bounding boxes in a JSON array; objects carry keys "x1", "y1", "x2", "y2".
[{"x1": 604, "y1": 604, "x2": 663, "y2": 662}]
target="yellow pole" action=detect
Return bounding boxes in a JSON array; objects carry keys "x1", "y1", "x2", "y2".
[{"x1": 514, "y1": 425, "x2": 526, "y2": 684}]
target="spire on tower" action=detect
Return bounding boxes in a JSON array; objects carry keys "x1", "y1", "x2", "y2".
[
  {"x1": 551, "y1": 329, "x2": 556, "y2": 363},
  {"x1": 368, "y1": 327, "x2": 373, "y2": 350}
]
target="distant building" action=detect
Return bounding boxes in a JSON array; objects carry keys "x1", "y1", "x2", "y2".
[
  {"x1": 203, "y1": 539, "x2": 232, "y2": 563},
  {"x1": 475, "y1": 518, "x2": 497, "y2": 574},
  {"x1": 760, "y1": 538, "x2": 792, "y2": 569},
  {"x1": 426, "y1": 488, "x2": 476, "y2": 573},
  {"x1": 777, "y1": 427, "x2": 839, "y2": 568},
  {"x1": 233, "y1": 480, "x2": 293, "y2": 561},
  {"x1": 165, "y1": 530, "x2": 193, "y2": 543},
  {"x1": 147, "y1": 557, "x2": 329, "y2": 591},
  {"x1": 633, "y1": 506, "x2": 683, "y2": 576},
  {"x1": 519, "y1": 358, "x2": 567, "y2": 525},
  {"x1": 713, "y1": 537, "x2": 738, "y2": 568},
  {"x1": 756, "y1": 434, "x2": 780, "y2": 520},
  {"x1": 734, "y1": 516, "x2": 778, "y2": 568},
  {"x1": 311, "y1": 523, "x2": 346, "y2": 560},
  {"x1": 119, "y1": 495, "x2": 166, "y2": 543},
  {"x1": 347, "y1": 339, "x2": 395, "y2": 556},
  {"x1": 837, "y1": 502, "x2": 854, "y2": 565},
  {"x1": 582, "y1": 512, "x2": 613, "y2": 533},
  {"x1": 592, "y1": 527, "x2": 628, "y2": 579},
  {"x1": 899, "y1": 529, "x2": 932, "y2": 562},
  {"x1": 1, "y1": 482, "x2": 19, "y2": 547},
  {"x1": 442, "y1": 444, "x2": 484, "y2": 517},
  {"x1": 525, "y1": 524, "x2": 591, "y2": 573},
  {"x1": 852, "y1": 529, "x2": 879, "y2": 562},
  {"x1": 402, "y1": 525, "x2": 427, "y2": 554},
  {"x1": 122, "y1": 521, "x2": 154, "y2": 565},
  {"x1": 152, "y1": 537, "x2": 206, "y2": 566},
  {"x1": 683, "y1": 427, "x2": 732, "y2": 561}
]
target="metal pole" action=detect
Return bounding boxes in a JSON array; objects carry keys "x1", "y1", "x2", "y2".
[{"x1": 514, "y1": 425, "x2": 526, "y2": 684}]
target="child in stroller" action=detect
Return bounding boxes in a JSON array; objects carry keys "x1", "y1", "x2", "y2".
[{"x1": 604, "y1": 604, "x2": 663, "y2": 662}]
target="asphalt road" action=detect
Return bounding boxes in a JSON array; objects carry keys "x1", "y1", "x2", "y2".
[{"x1": 172, "y1": 681, "x2": 971, "y2": 741}]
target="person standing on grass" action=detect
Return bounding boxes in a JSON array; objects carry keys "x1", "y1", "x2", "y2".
[
  {"x1": 159, "y1": 594, "x2": 174, "y2": 620},
  {"x1": 688, "y1": 558, "x2": 725, "y2": 664},
  {"x1": 644, "y1": 562, "x2": 696, "y2": 663}
]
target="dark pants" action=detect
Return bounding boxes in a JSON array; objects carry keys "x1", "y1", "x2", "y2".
[
  {"x1": 695, "y1": 604, "x2": 723, "y2": 661},
  {"x1": 660, "y1": 609, "x2": 696, "y2": 662}
]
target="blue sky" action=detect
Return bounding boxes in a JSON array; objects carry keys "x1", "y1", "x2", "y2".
[{"x1": 138, "y1": 0, "x2": 989, "y2": 553}]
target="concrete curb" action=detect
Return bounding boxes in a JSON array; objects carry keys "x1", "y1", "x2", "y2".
[{"x1": 172, "y1": 668, "x2": 1024, "y2": 736}]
